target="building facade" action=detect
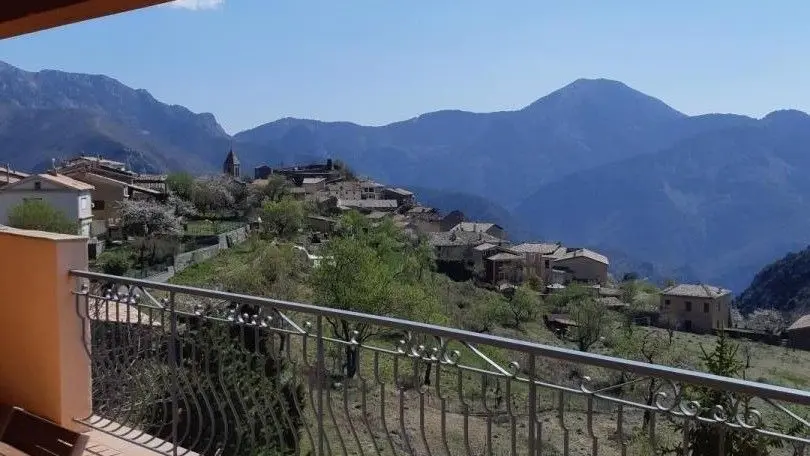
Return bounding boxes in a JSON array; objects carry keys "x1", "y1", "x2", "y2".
[
  {"x1": 659, "y1": 284, "x2": 732, "y2": 334},
  {"x1": 0, "y1": 173, "x2": 94, "y2": 236}
]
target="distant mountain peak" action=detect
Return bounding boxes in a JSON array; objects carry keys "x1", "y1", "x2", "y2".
[
  {"x1": 522, "y1": 78, "x2": 685, "y2": 120},
  {"x1": 762, "y1": 109, "x2": 810, "y2": 123},
  {"x1": 565, "y1": 77, "x2": 633, "y2": 90}
]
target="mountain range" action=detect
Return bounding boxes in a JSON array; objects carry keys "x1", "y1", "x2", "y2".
[{"x1": 2, "y1": 60, "x2": 809, "y2": 291}]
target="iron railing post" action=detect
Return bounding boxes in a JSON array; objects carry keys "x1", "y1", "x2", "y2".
[
  {"x1": 315, "y1": 315, "x2": 326, "y2": 456},
  {"x1": 528, "y1": 354, "x2": 537, "y2": 456},
  {"x1": 168, "y1": 291, "x2": 179, "y2": 456}
]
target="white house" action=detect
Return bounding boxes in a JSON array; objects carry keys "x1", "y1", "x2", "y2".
[{"x1": 0, "y1": 172, "x2": 95, "y2": 236}]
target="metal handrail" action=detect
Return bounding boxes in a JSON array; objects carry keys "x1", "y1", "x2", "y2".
[{"x1": 69, "y1": 269, "x2": 810, "y2": 406}]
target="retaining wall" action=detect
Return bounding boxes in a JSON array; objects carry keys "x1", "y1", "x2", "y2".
[{"x1": 174, "y1": 226, "x2": 249, "y2": 274}]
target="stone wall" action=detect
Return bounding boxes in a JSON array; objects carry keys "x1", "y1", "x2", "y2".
[{"x1": 174, "y1": 226, "x2": 249, "y2": 273}]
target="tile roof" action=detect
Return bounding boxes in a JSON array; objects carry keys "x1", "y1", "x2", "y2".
[
  {"x1": 338, "y1": 199, "x2": 398, "y2": 209},
  {"x1": 0, "y1": 166, "x2": 29, "y2": 179},
  {"x1": 72, "y1": 156, "x2": 128, "y2": 169},
  {"x1": 487, "y1": 252, "x2": 523, "y2": 261},
  {"x1": 36, "y1": 173, "x2": 95, "y2": 191},
  {"x1": 303, "y1": 177, "x2": 326, "y2": 184},
  {"x1": 450, "y1": 222, "x2": 501, "y2": 233},
  {"x1": 428, "y1": 230, "x2": 501, "y2": 247},
  {"x1": 788, "y1": 314, "x2": 810, "y2": 331},
  {"x1": 408, "y1": 206, "x2": 435, "y2": 214},
  {"x1": 661, "y1": 284, "x2": 731, "y2": 298},
  {"x1": 474, "y1": 242, "x2": 498, "y2": 251},
  {"x1": 554, "y1": 248, "x2": 609, "y2": 265},
  {"x1": 76, "y1": 172, "x2": 162, "y2": 195},
  {"x1": 386, "y1": 187, "x2": 414, "y2": 196},
  {"x1": 511, "y1": 242, "x2": 562, "y2": 254}
]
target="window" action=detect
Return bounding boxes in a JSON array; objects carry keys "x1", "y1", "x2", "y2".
[
  {"x1": 703, "y1": 302, "x2": 709, "y2": 313},
  {"x1": 544, "y1": 260, "x2": 550, "y2": 268},
  {"x1": 33, "y1": 181, "x2": 41, "y2": 190},
  {"x1": 683, "y1": 320, "x2": 692, "y2": 331},
  {"x1": 685, "y1": 301, "x2": 692, "y2": 312},
  {"x1": 92, "y1": 200, "x2": 105, "y2": 210},
  {"x1": 80, "y1": 198, "x2": 88, "y2": 210},
  {"x1": 664, "y1": 299, "x2": 670, "y2": 306}
]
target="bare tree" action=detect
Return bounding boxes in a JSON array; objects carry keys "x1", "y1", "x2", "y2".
[{"x1": 569, "y1": 297, "x2": 611, "y2": 352}]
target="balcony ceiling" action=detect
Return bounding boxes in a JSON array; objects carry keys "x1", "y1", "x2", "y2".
[{"x1": 0, "y1": 0, "x2": 171, "y2": 39}]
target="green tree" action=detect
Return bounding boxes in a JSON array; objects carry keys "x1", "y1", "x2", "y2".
[
  {"x1": 7, "y1": 199, "x2": 78, "y2": 234},
  {"x1": 505, "y1": 285, "x2": 538, "y2": 329},
  {"x1": 547, "y1": 283, "x2": 591, "y2": 311},
  {"x1": 620, "y1": 280, "x2": 639, "y2": 306},
  {"x1": 678, "y1": 332, "x2": 775, "y2": 456},
  {"x1": 260, "y1": 197, "x2": 305, "y2": 239},
  {"x1": 166, "y1": 172, "x2": 194, "y2": 200},
  {"x1": 311, "y1": 213, "x2": 440, "y2": 378},
  {"x1": 261, "y1": 175, "x2": 289, "y2": 204},
  {"x1": 221, "y1": 242, "x2": 309, "y2": 300}
]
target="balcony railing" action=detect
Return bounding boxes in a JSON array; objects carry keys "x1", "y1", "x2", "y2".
[{"x1": 70, "y1": 270, "x2": 810, "y2": 456}]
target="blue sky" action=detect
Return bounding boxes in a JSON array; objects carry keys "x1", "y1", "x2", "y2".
[{"x1": 1, "y1": 1, "x2": 808, "y2": 134}]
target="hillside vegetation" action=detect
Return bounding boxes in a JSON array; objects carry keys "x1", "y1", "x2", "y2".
[{"x1": 738, "y1": 245, "x2": 810, "y2": 319}]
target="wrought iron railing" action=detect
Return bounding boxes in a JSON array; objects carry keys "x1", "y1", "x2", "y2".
[{"x1": 71, "y1": 270, "x2": 810, "y2": 456}]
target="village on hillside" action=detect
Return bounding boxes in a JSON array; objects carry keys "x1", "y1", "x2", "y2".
[{"x1": 1, "y1": 149, "x2": 808, "y2": 348}]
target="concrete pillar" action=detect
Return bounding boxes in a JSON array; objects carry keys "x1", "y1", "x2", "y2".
[{"x1": 0, "y1": 226, "x2": 90, "y2": 430}]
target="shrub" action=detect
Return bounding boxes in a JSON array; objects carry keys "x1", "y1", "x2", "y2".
[
  {"x1": 97, "y1": 249, "x2": 132, "y2": 276},
  {"x1": 7, "y1": 199, "x2": 77, "y2": 235}
]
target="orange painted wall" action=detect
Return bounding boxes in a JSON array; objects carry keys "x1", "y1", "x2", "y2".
[{"x1": 0, "y1": 227, "x2": 90, "y2": 428}]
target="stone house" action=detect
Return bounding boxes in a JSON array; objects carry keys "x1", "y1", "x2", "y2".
[
  {"x1": 301, "y1": 177, "x2": 327, "y2": 193},
  {"x1": 450, "y1": 222, "x2": 507, "y2": 241},
  {"x1": 550, "y1": 248, "x2": 609, "y2": 285},
  {"x1": 360, "y1": 181, "x2": 384, "y2": 200},
  {"x1": 428, "y1": 230, "x2": 504, "y2": 281},
  {"x1": 60, "y1": 171, "x2": 162, "y2": 236},
  {"x1": 440, "y1": 210, "x2": 465, "y2": 231},
  {"x1": 787, "y1": 315, "x2": 810, "y2": 350},
  {"x1": 254, "y1": 165, "x2": 272, "y2": 180},
  {"x1": 512, "y1": 242, "x2": 563, "y2": 282},
  {"x1": 659, "y1": 284, "x2": 732, "y2": 334},
  {"x1": 382, "y1": 187, "x2": 415, "y2": 206},
  {"x1": 485, "y1": 251, "x2": 525, "y2": 284},
  {"x1": 59, "y1": 156, "x2": 168, "y2": 194}
]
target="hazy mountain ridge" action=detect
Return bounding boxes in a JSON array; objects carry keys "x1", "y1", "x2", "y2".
[
  {"x1": 514, "y1": 114, "x2": 810, "y2": 291},
  {"x1": 234, "y1": 78, "x2": 690, "y2": 206},
  {"x1": 0, "y1": 62, "x2": 253, "y2": 173},
  {"x1": 1, "y1": 60, "x2": 809, "y2": 292}
]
